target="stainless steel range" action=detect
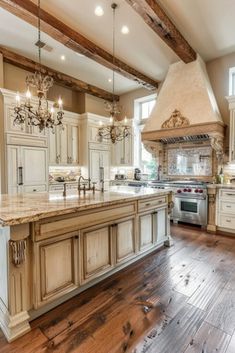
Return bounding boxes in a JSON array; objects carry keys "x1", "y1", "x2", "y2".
[{"x1": 148, "y1": 180, "x2": 208, "y2": 227}]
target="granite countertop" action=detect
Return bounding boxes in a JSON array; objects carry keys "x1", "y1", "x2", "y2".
[
  {"x1": 207, "y1": 184, "x2": 235, "y2": 189},
  {"x1": 0, "y1": 186, "x2": 171, "y2": 227}
]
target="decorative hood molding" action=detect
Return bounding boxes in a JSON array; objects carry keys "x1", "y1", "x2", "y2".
[{"x1": 142, "y1": 56, "x2": 225, "y2": 153}]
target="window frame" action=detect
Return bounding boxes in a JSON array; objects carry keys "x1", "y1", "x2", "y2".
[
  {"x1": 229, "y1": 67, "x2": 235, "y2": 96},
  {"x1": 133, "y1": 94, "x2": 157, "y2": 172}
]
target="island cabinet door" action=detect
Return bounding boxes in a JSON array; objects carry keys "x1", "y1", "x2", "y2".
[
  {"x1": 80, "y1": 223, "x2": 114, "y2": 284},
  {"x1": 155, "y1": 207, "x2": 167, "y2": 244},
  {"x1": 138, "y1": 212, "x2": 155, "y2": 252},
  {"x1": 34, "y1": 232, "x2": 79, "y2": 308},
  {"x1": 115, "y1": 217, "x2": 136, "y2": 264}
]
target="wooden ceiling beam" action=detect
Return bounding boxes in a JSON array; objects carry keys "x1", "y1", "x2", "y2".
[
  {"x1": 125, "y1": 0, "x2": 196, "y2": 63},
  {"x1": 0, "y1": 0, "x2": 159, "y2": 89},
  {"x1": 0, "y1": 46, "x2": 119, "y2": 102}
]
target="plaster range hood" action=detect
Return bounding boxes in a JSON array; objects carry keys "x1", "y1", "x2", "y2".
[{"x1": 142, "y1": 56, "x2": 225, "y2": 154}]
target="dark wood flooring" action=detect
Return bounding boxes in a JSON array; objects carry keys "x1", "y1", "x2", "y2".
[{"x1": 1, "y1": 225, "x2": 235, "y2": 353}]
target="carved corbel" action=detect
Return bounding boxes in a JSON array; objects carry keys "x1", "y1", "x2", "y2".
[
  {"x1": 210, "y1": 134, "x2": 224, "y2": 160},
  {"x1": 10, "y1": 239, "x2": 27, "y2": 267}
]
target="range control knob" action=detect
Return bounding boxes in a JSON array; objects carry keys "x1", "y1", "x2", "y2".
[
  {"x1": 199, "y1": 189, "x2": 203, "y2": 193},
  {"x1": 183, "y1": 188, "x2": 188, "y2": 192},
  {"x1": 177, "y1": 189, "x2": 182, "y2": 193},
  {"x1": 187, "y1": 188, "x2": 192, "y2": 192},
  {"x1": 195, "y1": 189, "x2": 199, "y2": 193}
]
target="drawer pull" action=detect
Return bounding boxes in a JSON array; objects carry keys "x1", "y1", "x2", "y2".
[
  {"x1": 226, "y1": 219, "x2": 231, "y2": 223},
  {"x1": 226, "y1": 205, "x2": 232, "y2": 208},
  {"x1": 226, "y1": 193, "x2": 235, "y2": 196},
  {"x1": 145, "y1": 203, "x2": 151, "y2": 207}
]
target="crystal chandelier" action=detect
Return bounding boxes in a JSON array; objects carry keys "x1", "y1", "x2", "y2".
[
  {"x1": 13, "y1": 0, "x2": 64, "y2": 132},
  {"x1": 98, "y1": 3, "x2": 131, "y2": 144}
]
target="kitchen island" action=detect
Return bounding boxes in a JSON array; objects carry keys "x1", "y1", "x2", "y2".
[{"x1": 0, "y1": 186, "x2": 173, "y2": 342}]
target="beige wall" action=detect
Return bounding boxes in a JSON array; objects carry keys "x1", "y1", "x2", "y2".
[
  {"x1": 206, "y1": 53, "x2": 235, "y2": 125},
  {"x1": 207, "y1": 52, "x2": 235, "y2": 146},
  {"x1": 119, "y1": 87, "x2": 158, "y2": 120},
  {"x1": 85, "y1": 94, "x2": 106, "y2": 116},
  {"x1": 3, "y1": 63, "x2": 91, "y2": 114}
]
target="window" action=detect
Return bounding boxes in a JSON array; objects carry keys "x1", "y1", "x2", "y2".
[
  {"x1": 229, "y1": 67, "x2": 235, "y2": 95},
  {"x1": 134, "y1": 94, "x2": 157, "y2": 179}
]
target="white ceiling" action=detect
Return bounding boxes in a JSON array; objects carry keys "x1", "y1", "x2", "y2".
[
  {"x1": 158, "y1": 0, "x2": 235, "y2": 61},
  {"x1": 1, "y1": 0, "x2": 235, "y2": 95}
]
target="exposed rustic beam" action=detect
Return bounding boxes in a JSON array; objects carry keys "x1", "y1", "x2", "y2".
[
  {"x1": 0, "y1": 0, "x2": 159, "y2": 89},
  {"x1": 125, "y1": 0, "x2": 196, "y2": 63},
  {"x1": 0, "y1": 46, "x2": 118, "y2": 102}
]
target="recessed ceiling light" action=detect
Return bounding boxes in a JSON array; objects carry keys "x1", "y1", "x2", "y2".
[
  {"x1": 121, "y1": 25, "x2": 129, "y2": 34},
  {"x1": 60, "y1": 55, "x2": 66, "y2": 61},
  {"x1": 108, "y1": 78, "x2": 112, "y2": 82},
  {"x1": 95, "y1": 5, "x2": 104, "y2": 16}
]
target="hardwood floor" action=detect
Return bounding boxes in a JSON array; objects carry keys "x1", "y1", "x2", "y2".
[{"x1": 1, "y1": 224, "x2": 235, "y2": 353}]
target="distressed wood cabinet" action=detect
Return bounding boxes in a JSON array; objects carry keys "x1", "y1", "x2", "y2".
[
  {"x1": 48, "y1": 112, "x2": 80, "y2": 166},
  {"x1": 0, "y1": 192, "x2": 172, "y2": 342},
  {"x1": 34, "y1": 232, "x2": 79, "y2": 308},
  {"x1": 115, "y1": 217, "x2": 136, "y2": 263},
  {"x1": 81, "y1": 223, "x2": 114, "y2": 283}
]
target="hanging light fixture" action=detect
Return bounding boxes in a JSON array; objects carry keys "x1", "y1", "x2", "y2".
[
  {"x1": 98, "y1": 3, "x2": 131, "y2": 144},
  {"x1": 13, "y1": 0, "x2": 64, "y2": 132}
]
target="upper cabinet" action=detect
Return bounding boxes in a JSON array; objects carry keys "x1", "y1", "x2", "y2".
[
  {"x1": 48, "y1": 111, "x2": 80, "y2": 166},
  {"x1": 111, "y1": 133, "x2": 133, "y2": 167},
  {"x1": 227, "y1": 96, "x2": 235, "y2": 162}
]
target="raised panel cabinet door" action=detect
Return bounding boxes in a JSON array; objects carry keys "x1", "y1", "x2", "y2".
[
  {"x1": 82, "y1": 225, "x2": 112, "y2": 280},
  {"x1": 116, "y1": 219, "x2": 135, "y2": 263},
  {"x1": 89, "y1": 149, "x2": 101, "y2": 181},
  {"x1": 48, "y1": 128, "x2": 57, "y2": 165},
  {"x1": 156, "y1": 208, "x2": 167, "y2": 243},
  {"x1": 70, "y1": 125, "x2": 79, "y2": 164},
  {"x1": 139, "y1": 213, "x2": 154, "y2": 251},
  {"x1": 7, "y1": 145, "x2": 21, "y2": 194},
  {"x1": 21, "y1": 146, "x2": 48, "y2": 186},
  {"x1": 39, "y1": 237, "x2": 78, "y2": 304},
  {"x1": 58, "y1": 123, "x2": 68, "y2": 164},
  {"x1": 100, "y1": 150, "x2": 110, "y2": 181}
]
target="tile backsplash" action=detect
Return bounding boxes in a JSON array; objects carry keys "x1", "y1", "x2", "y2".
[
  {"x1": 167, "y1": 146, "x2": 212, "y2": 176},
  {"x1": 49, "y1": 166, "x2": 81, "y2": 182}
]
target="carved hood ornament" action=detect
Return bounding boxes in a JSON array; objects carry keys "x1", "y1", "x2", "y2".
[{"x1": 161, "y1": 110, "x2": 190, "y2": 129}]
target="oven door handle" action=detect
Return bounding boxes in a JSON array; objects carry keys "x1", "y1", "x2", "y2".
[{"x1": 174, "y1": 195, "x2": 206, "y2": 201}]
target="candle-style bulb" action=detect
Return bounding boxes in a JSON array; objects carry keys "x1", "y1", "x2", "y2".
[
  {"x1": 124, "y1": 116, "x2": 128, "y2": 125},
  {"x1": 58, "y1": 97, "x2": 63, "y2": 109},
  {"x1": 26, "y1": 88, "x2": 31, "y2": 100},
  {"x1": 109, "y1": 116, "x2": 113, "y2": 124},
  {"x1": 50, "y1": 106, "x2": 55, "y2": 113},
  {"x1": 99, "y1": 121, "x2": 103, "y2": 126}
]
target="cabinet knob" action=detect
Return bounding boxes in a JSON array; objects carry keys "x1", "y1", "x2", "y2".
[{"x1": 74, "y1": 235, "x2": 79, "y2": 239}]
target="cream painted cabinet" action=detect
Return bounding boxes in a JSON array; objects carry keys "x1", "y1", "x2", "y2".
[
  {"x1": 48, "y1": 114, "x2": 79, "y2": 166},
  {"x1": 81, "y1": 223, "x2": 114, "y2": 283},
  {"x1": 139, "y1": 206, "x2": 167, "y2": 252},
  {"x1": 139, "y1": 213, "x2": 155, "y2": 251},
  {"x1": 115, "y1": 217, "x2": 136, "y2": 264},
  {"x1": 34, "y1": 233, "x2": 79, "y2": 308},
  {"x1": 7, "y1": 145, "x2": 48, "y2": 194},
  {"x1": 156, "y1": 208, "x2": 167, "y2": 243},
  {"x1": 89, "y1": 148, "x2": 110, "y2": 184},
  {"x1": 111, "y1": 134, "x2": 133, "y2": 166}
]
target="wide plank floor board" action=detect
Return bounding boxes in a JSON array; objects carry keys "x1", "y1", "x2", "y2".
[
  {"x1": 184, "y1": 321, "x2": 231, "y2": 353},
  {"x1": 0, "y1": 224, "x2": 235, "y2": 353}
]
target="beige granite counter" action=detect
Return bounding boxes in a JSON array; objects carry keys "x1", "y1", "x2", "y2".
[
  {"x1": 207, "y1": 184, "x2": 235, "y2": 189},
  {"x1": 0, "y1": 186, "x2": 171, "y2": 227}
]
